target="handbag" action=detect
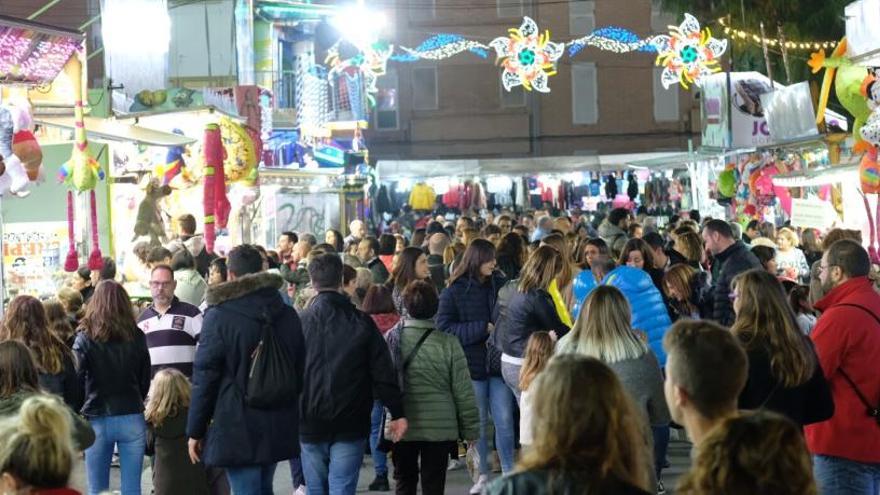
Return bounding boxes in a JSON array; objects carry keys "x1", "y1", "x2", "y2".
[{"x1": 378, "y1": 326, "x2": 434, "y2": 452}]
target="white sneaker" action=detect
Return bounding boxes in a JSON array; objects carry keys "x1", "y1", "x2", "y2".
[
  {"x1": 293, "y1": 485, "x2": 306, "y2": 495},
  {"x1": 469, "y1": 474, "x2": 488, "y2": 494},
  {"x1": 447, "y1": 458, "x2": 464, "y2": 471}
]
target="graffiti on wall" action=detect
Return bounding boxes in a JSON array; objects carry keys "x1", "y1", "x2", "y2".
[{"x1": 274, "y1": 192, "x2": 339, "y2": 237}]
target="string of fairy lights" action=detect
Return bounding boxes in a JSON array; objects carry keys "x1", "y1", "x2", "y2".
[{"x1": 718, "y1": 17, "x2": 838, "y2": 52}]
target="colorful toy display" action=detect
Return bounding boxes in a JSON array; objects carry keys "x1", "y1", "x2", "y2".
[{"x1": 202, "y1": 123, "x2": 231, "y2": 255}]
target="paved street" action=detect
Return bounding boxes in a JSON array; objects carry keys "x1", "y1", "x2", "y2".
[{"x1": 69, "y1": 438, "x2": 692, "y2": 494}]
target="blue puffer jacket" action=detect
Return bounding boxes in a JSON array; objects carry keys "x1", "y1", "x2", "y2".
[
  {"x1": 583, "y1": 266, "x2": 672, "y2": 366},
  {"x1": 571, "y1": 269, "x2": 598, "y2": 320},
  {"x1": 436, "y1": 272, "x2": 506, "y2": 381}
]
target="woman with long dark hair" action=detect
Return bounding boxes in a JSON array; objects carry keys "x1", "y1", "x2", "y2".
[
  {"x1": 495, "y1": 232, "x2": 526, "y2": 280},
  {"x1": 0, "y1": 341, "x2": 94, "y2": 453},
  {"x1": 731, "y1": 269, "x2": 833, "y2": 426},
  {"x1": 2, "y1": 296, "x2": 80, "y2": 411},
  {"x1": 436, "y1": 239, "x2": 513, "y2": 492},
  {"x1": 387, "y1": 246, "x2": 432, "y2": 319},
  {"x1": 324, "y1": 229, "x2": 345, "y2": 253},
  {"x1": 73, "y1": 281, "x2": 151, "y2": 495}
]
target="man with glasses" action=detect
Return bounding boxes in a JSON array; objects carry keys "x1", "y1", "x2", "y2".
[
  {"x1": 137, "y1": 264, "x2": 202, "y2": 377},
  {"x1": 808, "y1": 240, "x2": 880, "y2": 495}
]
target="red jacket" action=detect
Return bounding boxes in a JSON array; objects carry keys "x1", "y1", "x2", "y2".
[{"x1": 806, "y1": 276, "x2": 880, "y2": 463}]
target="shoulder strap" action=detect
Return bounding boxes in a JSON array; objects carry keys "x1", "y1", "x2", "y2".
[
  {"x1": 402, "y1": 327, "x2": 434, "y2": 371},
  {"x1": 826, "y1": 303, "x2": 880, "y2": 411}
]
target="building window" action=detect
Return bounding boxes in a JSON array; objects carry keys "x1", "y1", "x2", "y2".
[
  {"x1": 410, "y1": 0, "x2": 435, "y2": 22},
  {"x1": 497, "y1": 0, "x2": 524, "y2": 18},
  {"x1": 412, "y1": 67, "x2": 439, "y2": 110},
  {"x1": 569, "y1": 0, "x2": 595, "y2": 36},
  {"x1": 500, "y1": 82, "x2": 526, "y2": 108},
  {"x1": 572, "y1": 62, "x2": 598, "y2": 125},
  {"x1": 375, "y1": 69, "x2": 399, "y2": 130},
  {"x1": 653, "y1": 67, "x2": 679, "y2": 122}
]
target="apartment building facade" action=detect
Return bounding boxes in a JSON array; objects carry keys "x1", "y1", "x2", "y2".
[{"x1": 368, "y1": 0, "x2": 702, "y2": 161}]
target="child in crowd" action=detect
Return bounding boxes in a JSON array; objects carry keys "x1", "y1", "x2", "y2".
[
  {"x1": 518, "y1": 332, "x2": 555, "y2": 448},
  {"x1": 145, "y1": 369, "x2": 213, "y2": 495},
  {"x1": 789, "y1": 285, "x2": 816, "y2": 336}
]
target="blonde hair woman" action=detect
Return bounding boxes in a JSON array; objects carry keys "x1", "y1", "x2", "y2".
[
  {"x1": 540, "y1": 233, "x2": 578, "y2": 310},
  {"x1": 486, "y1": 355, "x2": 652, "y2": 495},
  {"x1": 663, "y1": 264, "x2": 711, "y2": 320},
  {"x1": 677, "y1": 411, "x2": 817, "y2": 495},
  {"x1": 774, "y1": 227, "x2": 810, "y2": 283},
  {"x1": 730, "y1": 269, "x2": 832, "y2": 426},
  {"x1": 557, "y1": 286, "x2": 670, "y2": 486},
  {"x1": 673, "y1": 231, "x2": 705, "y2": 269},
  {"x1": 495, "y1": 246, "x2": 571, "y2": 400},
  {"x1": 0, "y1": 394, "x2": 78, "y2": 494}
]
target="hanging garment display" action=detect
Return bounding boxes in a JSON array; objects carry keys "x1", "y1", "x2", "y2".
[{"x1": 409, "y1": 182, "x2": 437, "y2": 211}]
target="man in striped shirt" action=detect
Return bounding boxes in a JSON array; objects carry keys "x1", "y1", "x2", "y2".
[{"x1": 137, "y1": 265, "x2": 202, "y2": 377}]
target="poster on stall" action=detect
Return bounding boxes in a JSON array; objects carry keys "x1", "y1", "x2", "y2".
[
  {"x1": 790, "y1": 198, "x2": 834, "y2": 229},
  {"x1": 700, "y1": 73, "x2": 731, "y2": 149},
  {"x1": 729, "y1": 72, "x2": 777, "y2": 148},
  {"x1": 3, "y1": 222, "x2": 69, "y2": 299}
]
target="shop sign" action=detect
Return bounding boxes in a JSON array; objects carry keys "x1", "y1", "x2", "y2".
[
  {"x1": 729, "y1": 72, "x2": 775, "y2": 148},
  {"x1": 790, "y1": 198, "x2": 834, "y2": 229},
  {"x1": 2, "y1": 222, "x2": 68, "y2": 299},
  {"x1": 700, "y1": 72, "x2": 730, "y2": 149}
]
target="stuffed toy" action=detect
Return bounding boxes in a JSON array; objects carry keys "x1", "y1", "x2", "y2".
[
  {"x1": 154, "y1": 129, "x2": 192, "y2": 186},
  {"x1": 132, "y1": 179, "x2": 172, "y2": 246},
  {"x1": 0, "y1": 107, "x2": 32, "y2": 197},
  {"x1": 7, "y1": 103, "x2": 42, "y2": 181},
  {"x1": 858, "y1": 148, "x2": 880, "y2": 264},
  {"x1": 810, "y1": 39, "x2": 873, "y2": 153},
  {"x1": 219, "y1": 117, "x2": 258, "y2": 184},
  {"x1": 58, "y1": 55, "x2": 105, "y2": 272}
]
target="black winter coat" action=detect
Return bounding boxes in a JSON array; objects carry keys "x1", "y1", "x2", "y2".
[
  {"x1": 436, "y1": 273, "x2": 505, "y2": 380},
  {"x1": 710, "y1": 242, "x2": 761, "y2": 326},
  {"x1": 186, "y1": 272, "x2": 306, "y2": 467},
  {"x1": 494, "y1": 288, "x2": 570, "y2": 359},
  {"x1": 73, "y1": 329, "x2": 151, "y2": 418},
  {"x1": 298, "y1": 291, "x2": 404, "y2": 443},
  {"x1": 39, "y1": 352, "x2": 82, "y2": 412},
  {"x1": 737, "y1": 337, "x2": 834, "y2": 426}
]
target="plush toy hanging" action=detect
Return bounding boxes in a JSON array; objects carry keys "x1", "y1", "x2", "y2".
[
  {"x1": 0, "y1": 107, "x2": 32, "y2": 197},
  {"x1": 8, "y1": 103, "x2": 43, "y2": 181},
  {"x1": 58, "y1": 54, "x2": 105, "y2": 272},
  {"x1": 155, "y1": 129, "x2": 189, "y2": 186},
  {"x1": 202, "y1": 124, "x2": 230, "y2": 255}
]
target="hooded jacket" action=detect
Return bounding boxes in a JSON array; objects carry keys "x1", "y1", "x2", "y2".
[
  {"x1": 168, "y1": 234, "x2": 213, "y2": 279},
  {"x1": 600, "y1": 266, "x2": 672, "y2": 366},
  {"x1": 186, "y1": 272, "x2": 305, "y2": 467},
  {"x1": 298, "y1": 290, "x2": 404, "y2": 443},
  {"x1": 806, "y1": 276, "x2": 880, "y2": 463},
  {"x1": 173, "y1": 268, "x2": 208, "y2": 307},
  {"x1": 597, "y1": 221, "x2": 628, "y2": 258}
]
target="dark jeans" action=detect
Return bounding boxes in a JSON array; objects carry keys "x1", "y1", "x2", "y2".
[
  {"x1": 392, "y1": 441, "x2": 455, "y2": 495},
  {"x1": 225, "y1": 463, "x2": 277, "y2": 495},
  {"x1": 814, "y1": 454, "x2": 880, "y2": 495}
]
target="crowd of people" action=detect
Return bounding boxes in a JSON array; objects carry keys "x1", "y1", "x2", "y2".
[{"x1": 0, "y1": 206, "x2": 878, "y2": 495}]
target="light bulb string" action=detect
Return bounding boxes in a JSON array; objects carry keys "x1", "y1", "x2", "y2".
[{"x1": 717, "y1": 17, "x2": 837, "y2": 52}]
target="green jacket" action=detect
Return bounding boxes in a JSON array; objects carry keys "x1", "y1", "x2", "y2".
[{"x1": 399, "y1": 319, "x2": 479, "y2": 442}]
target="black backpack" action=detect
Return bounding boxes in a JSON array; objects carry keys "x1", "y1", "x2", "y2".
[{"x1": 245, "y1": 308, "x2": 299, "y2": 409}]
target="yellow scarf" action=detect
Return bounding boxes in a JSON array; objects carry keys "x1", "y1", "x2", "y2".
[{"x1": 548, "y1": 279, "x2": 573, "y2": 327}]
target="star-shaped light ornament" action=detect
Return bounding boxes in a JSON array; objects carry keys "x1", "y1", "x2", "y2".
[
  {"x1": 490, "y1": 17, "x2": 564, "y2": 93},
  {"x1": 651, "y1": 13, "x2": 727, "y2": 90}
]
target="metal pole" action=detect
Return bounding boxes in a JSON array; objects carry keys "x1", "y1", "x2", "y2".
[
  {"x1": 27, "y1": 0, "x2": 62, "y2": 20},
  {"x1": 778, "y1": 23, "x2": 792, "y2": 84},
  {"x1": 759, "y1": 22, "x2": 774, "y2": 82}
]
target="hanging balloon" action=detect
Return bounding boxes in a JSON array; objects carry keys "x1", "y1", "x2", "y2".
[{"x1": 860, "y1": 147, "x2": 880, "y2": 194}]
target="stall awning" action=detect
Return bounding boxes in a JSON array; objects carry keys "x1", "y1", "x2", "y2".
[
  {"x1": 36, "y1": 116, "x2": 197, "y2": 147},
  {"x1": 377, "y1": 152, "x2": 685, "y2": 179}
]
